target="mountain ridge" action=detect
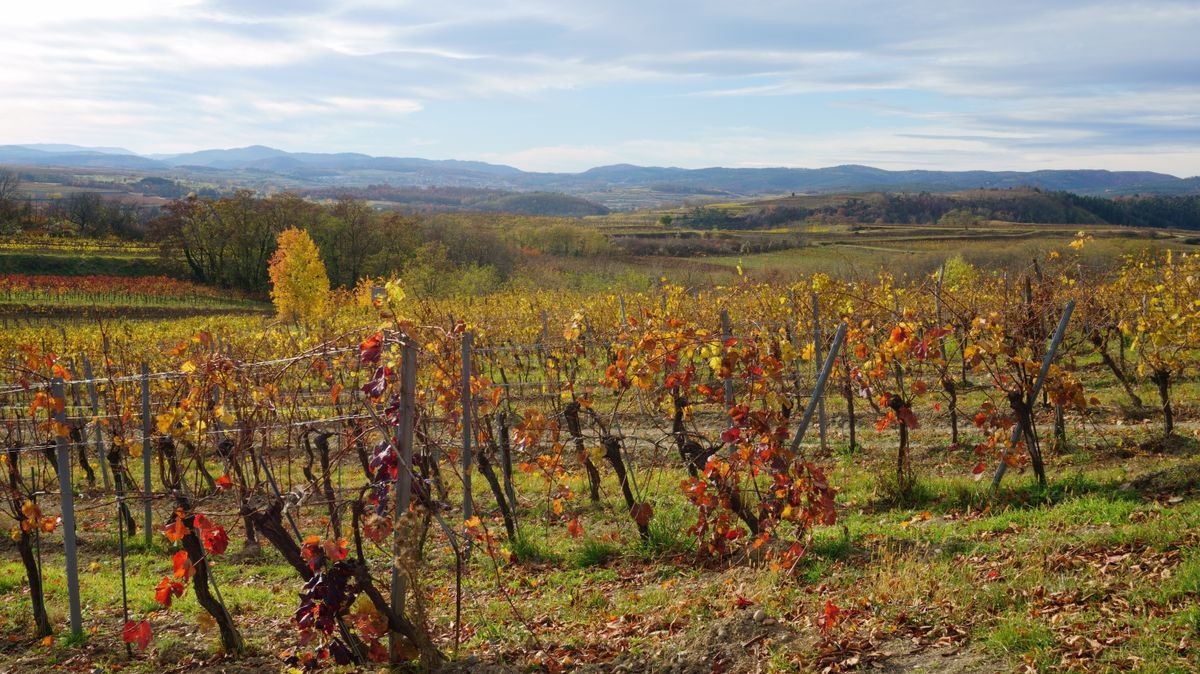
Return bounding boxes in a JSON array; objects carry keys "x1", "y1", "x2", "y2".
[{"x1": 2, "y1": 144, "x2": 1197, "y2": 207}]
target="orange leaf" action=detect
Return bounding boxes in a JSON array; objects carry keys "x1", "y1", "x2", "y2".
[
  {"x1": 172, "y1": 549, "x2": 193, "y2": 580},
  {"x1": 154, "y1": 577, "x2": 185, "y2": 608},
  {"x1": 163, "y1": 515, "x2": 190, "y2": 544}
]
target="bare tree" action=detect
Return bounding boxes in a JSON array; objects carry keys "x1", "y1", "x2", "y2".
[
  {"x1": 0, "y1": 169, "x2": 20, "y2": 227},
  {"x1": 0, "y1": 169, "x2": 17, "y2": 200}
]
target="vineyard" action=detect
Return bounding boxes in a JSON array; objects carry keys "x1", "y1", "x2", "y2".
[
  {"x1": 0, "y1": 242, "x2": 1197, "y2": 672},
  {"x1": 0, "y1": 275, "x2": 268, "y2": 322}
]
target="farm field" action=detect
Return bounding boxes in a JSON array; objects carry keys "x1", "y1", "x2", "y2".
[{"x1": 0, "y1": 235, "x2": 1194, "y2": 673}]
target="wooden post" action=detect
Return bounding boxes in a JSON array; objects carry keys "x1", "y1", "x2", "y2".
[
  {"x1": 811, "y1": 292, "x2": 828, "y2": 452},
  {"x1": 52, "y1": 378, "x2": 83, "y2": 637},
  {"x1": 140, "y1": 363, "x2": 152, "y2": 547},
  {"x1": 389, "y1": 339, "x2": 417, "y2": 661},
  {"x1": 81, "y1": 355, "x2": 112, "y2": 488}
]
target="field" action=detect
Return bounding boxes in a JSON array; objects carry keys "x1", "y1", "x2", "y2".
[{"x1": 0, "y1": 214, "x2": 1195, "y2": 674}]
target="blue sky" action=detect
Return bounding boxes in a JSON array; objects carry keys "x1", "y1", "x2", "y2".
[{"x1": 3, "y1": 0, "x2": 1199, "y2": 174}]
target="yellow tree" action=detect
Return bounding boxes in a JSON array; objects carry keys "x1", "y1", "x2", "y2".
[{"x1": 268, "y1": 228, "x2": 330, "y2": 321}]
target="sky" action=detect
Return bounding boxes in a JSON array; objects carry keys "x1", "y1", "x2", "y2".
[{"x1": 2, "y1": 0, "x2": 1199, "y2": 175}]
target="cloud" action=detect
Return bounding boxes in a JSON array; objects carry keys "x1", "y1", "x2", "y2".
[{"x1": 0, "y1": 0, "x2": 1197, "y2": 174}]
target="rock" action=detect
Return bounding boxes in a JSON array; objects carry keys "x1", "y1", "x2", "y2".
[{"x1": 752, "y1": 609, "x2": 768, "y2": 623}]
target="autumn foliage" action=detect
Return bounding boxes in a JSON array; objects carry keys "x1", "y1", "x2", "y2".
[{"x1": 268, "y1": 227, "x2": 330, "y2": 321}]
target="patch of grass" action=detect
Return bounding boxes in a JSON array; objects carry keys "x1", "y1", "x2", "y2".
[
  {"x1": 574, "y1": 538, "x2": 618, "y2": 568},
  {"x1": 509, "y1": 531, "x2": 560, "y2": 564},
  {"x1": 872, "y1": 472, "x2": 935, "y2": 509},
  {"x1": 985, "y1": 613, "x2": 1055, "y2": 656},
  {"x1": 0, "y1": 575, "x2": 23, "y2": 595},
  {"x1": 636, "y1": 503, "x2": 696, "y2": 559},
  {"x1": 1154, "y1": 548, "x2": 1200, "y2": 603}
]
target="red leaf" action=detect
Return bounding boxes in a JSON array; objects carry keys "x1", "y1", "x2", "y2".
[
  {"x1": 122, "y1": 619, "x2": 152, "y2": 649},
  {"x1": 972, "y1": 462, "x2": 987, "y2": 481},
  {"x1": 136, "y1": 620, "x2": 152, "y2": 649},
  {"x1": 819, "y1": 600, "x2": 840, "y2": 634},
  {"x1": 734, "y1": 596, "x2": 754, "y2": 609},
  {"x1": 566, "y1": 517, "x2": 583, "y2": 538},
  {"x1": 172, "y1": 549, "x2": 193, "y2": 580},
  {"x1": 203, "y1": 524, "x2": 229, "y2": 555},
  {"x1": 359, "y1": 333, "x2": 383, "y2": 364},
  {"x1": 630, "y1": 502, "x2": 654, "y2": 528},
  {"x1": 154, "y1": 577, "x2": 185, "y2": 608},
  {"x1": 214, "y1": 474, "x2": 232, "y2": 490}
]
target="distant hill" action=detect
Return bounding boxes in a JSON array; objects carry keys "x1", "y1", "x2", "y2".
[
  {"x1": 2, "y1": 144, "x2": 1197, "y2": 208},
  {"x1": 0, "y1": 145, "x2": 165, "y2": 170},
  {"x1": 688, "y1": 188, "x2": 1200, "y2": 231},
  {"x1": 300, "y1": 185, "x2": 609, "y2": 217}
]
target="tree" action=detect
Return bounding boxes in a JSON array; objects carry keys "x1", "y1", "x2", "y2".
[
  {"x1": 309, "y1": 196, "x2": 379, "y2": 289},
  {"x1": 0, "y1": 169, "x2": 20, "y2": 227},
  {"x1": 268, "y1": 228, "x2": 330, "y2": 322},
  {"x1": 150, "y1": 191, "x2": 284, "y2": 291}
]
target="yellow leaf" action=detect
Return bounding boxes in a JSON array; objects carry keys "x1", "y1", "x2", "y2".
[
  {"x1": 589, "y1": 445, "x2": 607, "y2": 464},
  {"x1": 180, "y1": 361, "x2": 196, "y2": 374},
  {"x1": 197, "y1": 612, "x2": 216, "y2": 633}
]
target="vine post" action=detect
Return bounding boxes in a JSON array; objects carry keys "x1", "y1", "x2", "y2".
[
  {"x1": 789, "y1": 323, "x2": 847, "y2": 454},
  {"x1": 140, "y1": 362, "x2": 153, "y2": 547},
  {"x1": 461, "y1": 331, "x2": 474, "y2": 523},
  {"x1": 81, "y1": 354, "x2": 112, "y2": 488},
  {"x1": 812, "y1": 291, "x2": 828, "y2": 452},
  {"x1": 51, "y1": 377, "x2": 83, "y2": 637},
  {"x1": 720, "y1": 309, "x2": 734, "y2": 420},
  {"x1": 991, "y1": 300, "x2": 1075, "y2": 490},
  {"x1": 390, "y1": 337, "x2": 417, "y2": 662}
]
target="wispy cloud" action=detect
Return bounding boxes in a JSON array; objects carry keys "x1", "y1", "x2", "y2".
[{"x1": 0, "y1": 0, "x2": 1197, "y2": 174}]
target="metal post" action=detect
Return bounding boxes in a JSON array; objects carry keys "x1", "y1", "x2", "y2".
[
  {"x1": 812, "y1": 292, "x2": 828, "y2": 452},
  {"x1": 991, "y1": 301, "x2": 1075, "y2": 489},
  {"x1": 720, "y1": 309, "x2": 734, "y2": 419},
  {"x1": 140, "y1": 363, "x2": 152, "y2": 547},
  {"x1": 52, "y1": 378, "x2": 83, "y2": 636},
  {"x1": 790, "y1": 323, "x2": 848, "y2": 454},
  {"x1": 618, "y1": 295, "x2": 627, "y2": 327},
  {"x1": 81, "y1": 355, "x2": 112, "y2": 488}
]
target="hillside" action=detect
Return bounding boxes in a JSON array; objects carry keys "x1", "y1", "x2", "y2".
[
  {"x1": 677, "y1": 189, "x2": 1200, "y2": 231},
  {"x1": 2, "y1": 145, "x2": 1198, "y2": 209}
]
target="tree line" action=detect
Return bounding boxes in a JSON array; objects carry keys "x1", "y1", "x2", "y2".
[
  {"x1": 672, "y1": 189, "x2": 1200, "y2": 230},
  {"x1": 147, "y1": 192, "x2": 614, "y2": 296}
]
